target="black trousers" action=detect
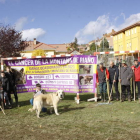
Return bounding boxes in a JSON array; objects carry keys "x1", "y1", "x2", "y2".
[
  {"x1": 8, "y1": 86, "x2": 18, "y2": 102},
  {"x1": 109, "y1": 81, "x2": 120, "y2": 99},
  {"x1": 135, "y1": 81, "x2": 140, "y2": 98},
  {"x1": 121, "y1": 85, "x2": 131, "y2": 98}
]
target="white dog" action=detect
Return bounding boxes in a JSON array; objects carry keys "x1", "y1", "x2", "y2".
[{"x1": 28, "y1": 90, "x2": 65, "y2": 118}]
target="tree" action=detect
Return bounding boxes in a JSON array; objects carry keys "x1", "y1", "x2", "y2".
[
  {"x1": 0, "y1": 25, "x2": 29, "y2": 57},
  {"x1": 100, "y1": 37, "x2": 109, "y2": 51},
  {"x1": 32, "y1": 49, "x2": 46, "y2": 56},
  {"x1": 83, "y1": 43, "x2": 97, "y2": 55},
  {"x1": 89, "y1": 42, "x2": 96, "y2": 51},
  {"x1": 67, "y1": 37, "x2": 79, "y2": 52}
]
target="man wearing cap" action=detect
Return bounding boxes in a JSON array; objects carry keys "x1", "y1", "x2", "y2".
[
  {"x1": 132, "y1": 59, "x2": 140, "y2": 102},
  {"x1": 108, "y1": 61, "x2": 119, "y2": 101},
  {"x1": 96, "y1": 63, "x2": 109, "y2": 101},
  {"x1": 119, "y1": 60, "x2": 133, "y2": 102}
]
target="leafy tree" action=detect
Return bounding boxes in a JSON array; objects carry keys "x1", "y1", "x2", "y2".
[
  {"x1": 32, "y1": 49, "x2": 46, "y2": 56},
  {"x1": 0, "y1": 25, "x2": 29, "y2": 57},
  {"x1": 67, "y1": 37, "x2": 79, "y2": 52},
  {"x1": 83, "y1": 42, "x2": 98, "y2": 55},
  {"x1": 89, "y1": 42, "x2": 96, "y2": 51},
  {"x1": 100, "y1": 37, "x2": 109, "y2": 51}
]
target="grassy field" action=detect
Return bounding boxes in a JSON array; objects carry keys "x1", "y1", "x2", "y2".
[{"x1": 0, "y1": 92, "x2": 140, "y2": 140}]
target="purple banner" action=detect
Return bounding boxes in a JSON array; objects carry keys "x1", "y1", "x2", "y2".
[{"x1": 4, "y1": 55, "x2": 97, "y2": 93}]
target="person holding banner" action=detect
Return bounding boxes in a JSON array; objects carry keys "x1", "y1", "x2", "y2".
[
  {"x1": 108, "y1": 61, "x2": 119, "y2": 101},
  {"x1": 131, "y1": 59, "x2": 140, "y2": 103},
  {"x1": 5, "y1": 66, "x2": 19, "y2": 107},
  {"x1": 119, "y1": 60, "x2": 133, "y2": 102},
  {"x1": 96, "y1": 63, "x2": 109, "y2": 102}
]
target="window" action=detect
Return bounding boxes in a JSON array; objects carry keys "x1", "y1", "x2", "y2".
[
  {"x1": 116, "y1": 36, "x2": 117, "y2": 40},
  {"x1": 119, "y1": 35, "x2": 120, "y2": 39},
  {"x1": 129, "y1": 30, "x2": 130, "y2": 35},
  {"x1": 126, "y1": 31, "x2": 128, "y2": 36},
  {"x1": 127, "y1": 43, "x2": 128, "y2": 48},
  {"x1": 132, "y1": 29, "x2": 133, "y2": 34},
  {"x1": 130, "y1": 42, "x2": 131, "y2": 47},
  {"x1": 121, "y1": 34, "x2": 122, "y2": 38},
  {"x1": 135, "y1": 28, "x2": 137, "y2": 33}
]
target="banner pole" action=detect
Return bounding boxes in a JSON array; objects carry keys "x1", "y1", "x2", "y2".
[{"x1": 76, "y1": 93, "x2": 80, "y2": 104}]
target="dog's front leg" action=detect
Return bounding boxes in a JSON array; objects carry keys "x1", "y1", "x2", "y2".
[
  {"x1": 53, "y1": 105, "x2": 59, "y2": 115},
  {"x1": 37, "y1": 109, "x2": 41, "y2": 118}
]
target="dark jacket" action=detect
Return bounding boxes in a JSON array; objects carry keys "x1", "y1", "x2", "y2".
[
  {"x1": 120, "y1": 66, "x2": 133, "y2": 85},
  {"x1": 5, "y1": 71, "x2": 16, "y2": 86},
  {"x1": 0, "y1": 76, "x2": 9, "y2": 91},
  {"x1": 108, "y1": 65, "x2": 119, "y2": 83}
]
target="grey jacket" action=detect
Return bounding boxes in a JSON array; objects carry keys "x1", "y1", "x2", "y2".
[{"x1": 120, "y1": 66, "x2": 133, "y2": 85}]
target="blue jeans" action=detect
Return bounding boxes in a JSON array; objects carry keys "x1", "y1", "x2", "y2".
[
  {"x1": 99, "y1": 82, "x2": 107, "y2": 94},
  {"x1": 30, "y1": 98, "x2": 47, "y2": 112}
]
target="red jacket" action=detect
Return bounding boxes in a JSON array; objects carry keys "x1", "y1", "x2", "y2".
[
  {"x1": 131, "y1": 65, "x2": 140, "y2": 81},
  {"x1": 96, "y1": 68, "x2": 109, "y2": 83}
]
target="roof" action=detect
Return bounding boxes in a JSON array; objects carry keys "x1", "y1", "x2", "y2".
[
  {"x1": 49, "y1": 44, "x2": 68, "y2": 52},
  {"x1": 22, "y1": 41, "x2": 68, "y2": 52},
  {"x1": 112, "y1": 21, "x2": 140, "y2": 36}
]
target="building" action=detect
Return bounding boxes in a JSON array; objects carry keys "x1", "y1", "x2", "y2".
[
  {"x1": 88, "y1": 29, "x2": 115, "y2": 49},
  {"x1": 21, "y1": 38, "x2": 69, "y2": 57},
  {"x1": 112, "y1": 21, "x2": 140, "y2": 57}
]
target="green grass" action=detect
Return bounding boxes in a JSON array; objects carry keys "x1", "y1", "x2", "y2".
[{"x1": 0, "y1": 92, "x2": 140, "y2": 140}]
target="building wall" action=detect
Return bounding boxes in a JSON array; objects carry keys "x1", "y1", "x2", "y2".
[
  {"x1": 55, "y1": 52, "x2": 66, "y2": 55},
  {"x1": 20, "y1": 52, "x2": 33, "y2": 57},
  {"x1": 46, "y1": 51, "x2": 55, "y2": 56},
  {"x1": 113, "y1": 26, "x2": 140, "y2": 52},
  {"x1": 20, "y1": 51, "x2": 68, "y2": 57}
]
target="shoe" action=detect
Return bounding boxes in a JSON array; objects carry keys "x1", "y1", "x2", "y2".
[
  {"x1": 138, "y1": 98, "x2": 140, "y2": 103},
  {"x1": 101, "y1": 99, "x2": 104, "y2": 102},
  {"x1": 116, "y1": 98, "x2": 119, "y2": 101},
  {"x1": 128, "y1": 96, "x2": 131, "y2": 102}
]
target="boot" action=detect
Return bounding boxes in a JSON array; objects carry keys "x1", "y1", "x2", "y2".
[
  {"x1": 121, "y1": 95, "x2": 125, "y2": 102},
  {"x1": 128, "y1": 95, "x2": 131, "y2": 102},
  {"x1": 110, "y1": 95, "x2": 113, "y2": 101},
  {"x1": 16, "y1": 99, "x2": 20, "y2": 107},
  {"x1": 139, "y1": 98, "x2": 140, "y2": 104},
  {"x1": 100, "y1": 93, "x2": 104, "y2": 102},
  {"x1": 8, "y1": 99, "x2": 13, "y2": 109}
]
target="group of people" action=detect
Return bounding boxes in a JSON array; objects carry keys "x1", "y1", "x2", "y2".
[
  {"x1": 96, "y1": 59, "x2": 140, "y2": 102},
  {"x1": 0, "y1": 66, "x2": 19, "y2": 108}
]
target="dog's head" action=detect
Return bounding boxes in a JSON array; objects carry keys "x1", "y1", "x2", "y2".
[{"x1": 56, "y1": 90, "x2": 65, "y2": 99}]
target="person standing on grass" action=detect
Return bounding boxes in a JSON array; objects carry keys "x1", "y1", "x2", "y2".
[
  {"x1": 96, "y1": 63, "x2": 109, "y2": 102},
  {"x1": 108, "y1": 61, "x2": 120, "y2": 101},
  {"x1": 119, "y1": 60, "x2": 133, "y2": 102},
  {"x1": 5, "y1": 66, "x2": 19, "y2": 107},
  {"x1": 131, "y1": 59, "x2": 140, "y2": 103}
]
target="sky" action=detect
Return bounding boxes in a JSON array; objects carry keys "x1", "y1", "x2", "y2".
[{"x1": 0, "y1": 0, "x2": 140, "y2": 44}]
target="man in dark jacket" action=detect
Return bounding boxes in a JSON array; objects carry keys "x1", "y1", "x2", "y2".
[
  {"x1": 96, "y1": 63, "x2": 109, "y2": 102},
  {"x1": 119, "y1": 60, "x2": 133, "y2": 102},
  {"x1": 5, "y1": 66, "x2": 19, "y2": 107},
  {"x1": 108, "y1": 61, "x2": 119, "y2": 100}
]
